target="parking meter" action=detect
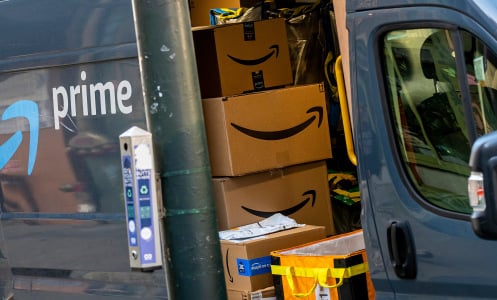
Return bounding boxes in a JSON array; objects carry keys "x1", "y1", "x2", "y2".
[{"x1": 119, "y1": 126, "x2": 162, "y2": 270}]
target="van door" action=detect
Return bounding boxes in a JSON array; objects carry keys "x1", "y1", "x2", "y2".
[{"x1": 348, "y1": 3, "x2": 497, "y2": 299}]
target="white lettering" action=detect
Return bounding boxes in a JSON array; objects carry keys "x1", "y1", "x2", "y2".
[
  {"x1": 90, "y1": 82, "x2": 115, "y2": 115},
  {"x1": 69, "y1": 85, "x2": 80, "y2": 117},
  {"x1": 52, "y1": 87, "x2": 69, "y2": 130},
  {"x1": 117, "y1": 80, "x2": 133, "y2": 114},
  {"x1": 136, "y1": 169, "x2": 151, "y2": 177},
  {"x1": 81, "y1": 71, "x2": 89, "y2": 116},
  {"x1": 52, "y1": 71, "x2": 134, "y2": 130}
]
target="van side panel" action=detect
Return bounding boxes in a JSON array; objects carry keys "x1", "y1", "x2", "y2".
[
  {"x1": 0, "y1": 1, "x2": 168, "y2": 298},
  {"x1": 0, "y1": 0, "x2": 136, "y2": 61}
]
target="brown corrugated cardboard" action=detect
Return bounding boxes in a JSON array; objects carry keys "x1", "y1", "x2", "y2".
[
  {"x1": 239, "y1": 0, "x2": 261, "y2": 7},
  {"x1": 226, "y1": 286, "x2": 275, "y2": 300},
  {"x1": 213, "y1": 160, "x2": 335, "y2": 235},
  {"x1": 221, "y1": 225, "x2": 326, "y2": 292},
  {"x1": 193, "y1": 18, "x2": 293, "y2": 98},
  {"x1": 202, "y1": 83, "x2": 332, "y2": 176}
]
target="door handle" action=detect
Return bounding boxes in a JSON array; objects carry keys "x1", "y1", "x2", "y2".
[{"x1": 387, "y1": 221, "x2": 417, "y2": 279}]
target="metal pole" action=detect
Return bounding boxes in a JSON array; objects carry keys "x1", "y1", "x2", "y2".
[{"x1": 131, "y1": 1, "x2": 227, "y2": 299}]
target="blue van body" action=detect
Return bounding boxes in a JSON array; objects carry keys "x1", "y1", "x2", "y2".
[
  {"x1": 0, "y1": 0, "x2": 168, "y2": 299},
  {"x1": 346, "y1": 0, "x2": 497, "y2": 299},
  {"x1": 3, "y1": 0, "x2": 497, "y2": 299}
]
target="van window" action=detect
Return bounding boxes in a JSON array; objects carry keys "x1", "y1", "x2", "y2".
[
  {"x1": 462, "y1": 31, "x2": 497, "y2": 136},
  {"x1": 382, "y1": 28, "x2": 497, "y2": 214}
]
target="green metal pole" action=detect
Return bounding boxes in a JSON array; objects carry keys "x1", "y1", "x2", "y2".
[{"x1": 131, "y1": 1, "x2": 227, "y2": 299}]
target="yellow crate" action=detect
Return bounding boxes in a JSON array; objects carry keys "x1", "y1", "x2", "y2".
[{"x1": 271, "y1": 230, "x2": 375, "y2": 300}]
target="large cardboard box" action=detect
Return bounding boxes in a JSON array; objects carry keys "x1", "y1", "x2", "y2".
[
  {"x1": 213, "y1": 160, "x2": 335, "y2": 235},
  {"x1": 193, "y1": 18, "x2": 293, "y2": 98},
  {"x1": 221, "y1": 225, "x2": 326, "y2": 292},
  {"x1": 190, "y1": 0, "x2": 240, "y2": 27},
  {"x1": 202, "y1": 83, "x2": 332, "y2": 176}
]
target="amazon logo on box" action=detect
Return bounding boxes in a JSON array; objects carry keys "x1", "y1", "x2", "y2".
[
  {"x1": 220, "y1": 225, "x2": 327, "y2": 292},
  {"x1": 213, "y1": 160, "x2": 335, "y2": 236},
  {"x1": 192, "y1": 18, "x2": 293, "y2": 98},
  {"x1": 202, "y1": 83, "x2": 332, "y2": 177}
]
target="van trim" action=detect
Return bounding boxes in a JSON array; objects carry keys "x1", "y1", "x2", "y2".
[
  {"x1": 1, "y1": 212, "x2": 124, "y2": 221},
  {"x1": 0, "y1": 43, "x2": 137, "y2": 73}
]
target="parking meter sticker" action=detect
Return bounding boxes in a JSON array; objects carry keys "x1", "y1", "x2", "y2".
[
  {"x1": 138, "y1": 179, "x2": 150, "y2": 196},
  {"x1": 0, "y1": 100, "x2": 39, "y2": 175},
  {"x1": 134, "y1": 144, "x2": 152, "y2": 170}
]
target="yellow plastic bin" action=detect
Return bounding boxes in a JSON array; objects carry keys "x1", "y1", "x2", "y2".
[{"x1": 271, "y1": 229, "x2": 375, "y2": 300}]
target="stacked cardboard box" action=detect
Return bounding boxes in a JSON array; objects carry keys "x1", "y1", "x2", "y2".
[
  {"x1": 192, "y1": 18, "x2": 293, "y2": 98},
  {"x1": 193, "y1": 16, "x2": 335, "y2": 299},
  {"x1": 203, "y1": 84, "x2": 335, "y2": 235}
]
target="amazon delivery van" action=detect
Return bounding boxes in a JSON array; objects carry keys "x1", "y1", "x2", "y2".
[{"x1": 5, "y1": 0, "x2": 497, "y2": 299}]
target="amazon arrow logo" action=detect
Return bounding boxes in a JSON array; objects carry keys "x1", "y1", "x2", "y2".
[
  {"x1": 225, "y1": 248, "x2": 234, "y2": 283},
  {"x1": 241, "y1": 190, "x2": 316, "y2": 218},
  {"x1": 231, "y1": 106, "x2": 323, "y2": 140},
  {"x1": 0, "y1": 100, "x2": 39, "y2": 175},
  {"x1": 227, "y1": 45, "x2": 279, "y2": 66}
]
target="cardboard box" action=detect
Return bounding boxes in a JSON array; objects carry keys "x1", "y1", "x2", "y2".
[
  {"x1": 221, "y1": 225, "x2": 326, "y2": 292},
  {"x1": 202, "y1": 83, "x2": 332, "y2": 176},
  {"x1": 190, "y1": 0, "x2": 241, "y2": 27},
  {"x1": 239, "y1": 0, "x2": 262, "y2": 7},
  {"x1": 213, "y1": 160, "x2": 335, "y2": 235},
  {"x1": 193, "y1": 18, "x2": 293, "y2": 98},
  {"x1": 227, "y1": 286, "x2": 276, "y2": 300}
]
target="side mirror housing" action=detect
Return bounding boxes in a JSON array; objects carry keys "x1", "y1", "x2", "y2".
[{"x1": 469, "y1": 131, "x2": 497, "y2": 239}]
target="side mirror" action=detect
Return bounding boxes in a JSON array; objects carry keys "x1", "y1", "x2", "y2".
[{"x1": 468, "y1": 131, "x2": 497, "y2": 239}]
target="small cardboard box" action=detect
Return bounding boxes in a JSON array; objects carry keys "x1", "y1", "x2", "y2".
[
  {"x1": 221, "y1": 225, "x2": 326, "y2": 292},
  {"x1": 226, "y1": 286, "x2": 276, "y2": 300},
  {"x1": 213, "y1": 160, "x2": 335, "y2": 235},
  {"x1": 189, "y1": 0, "x2": 241, "y2": 27},
  {"x1": 202, "y1": 83, "x2": 332, "y2": 176},
  {"x1": 193, "y1": 18, "x2": 293, "y2": 98}
]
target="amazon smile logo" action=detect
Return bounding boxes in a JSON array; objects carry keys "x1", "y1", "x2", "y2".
[
  {"x1": 241, "y1": 190, "x2": 316, "y2": 218},
  {"x1": 225, "y1": 248, "x2": 234, "y2": 283},
  {"x1": 231, "y1": 106, "x2": 323, "y2": 140},
  {"x1": 0, "y1": 100, "x2": 39, "y2": 175},
  {"x1": 227, "y1": 45, "x2": 279, "y2": 66},
  {"x1": 0, "y1": 72, "x2": 132, "y2": 176}
]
